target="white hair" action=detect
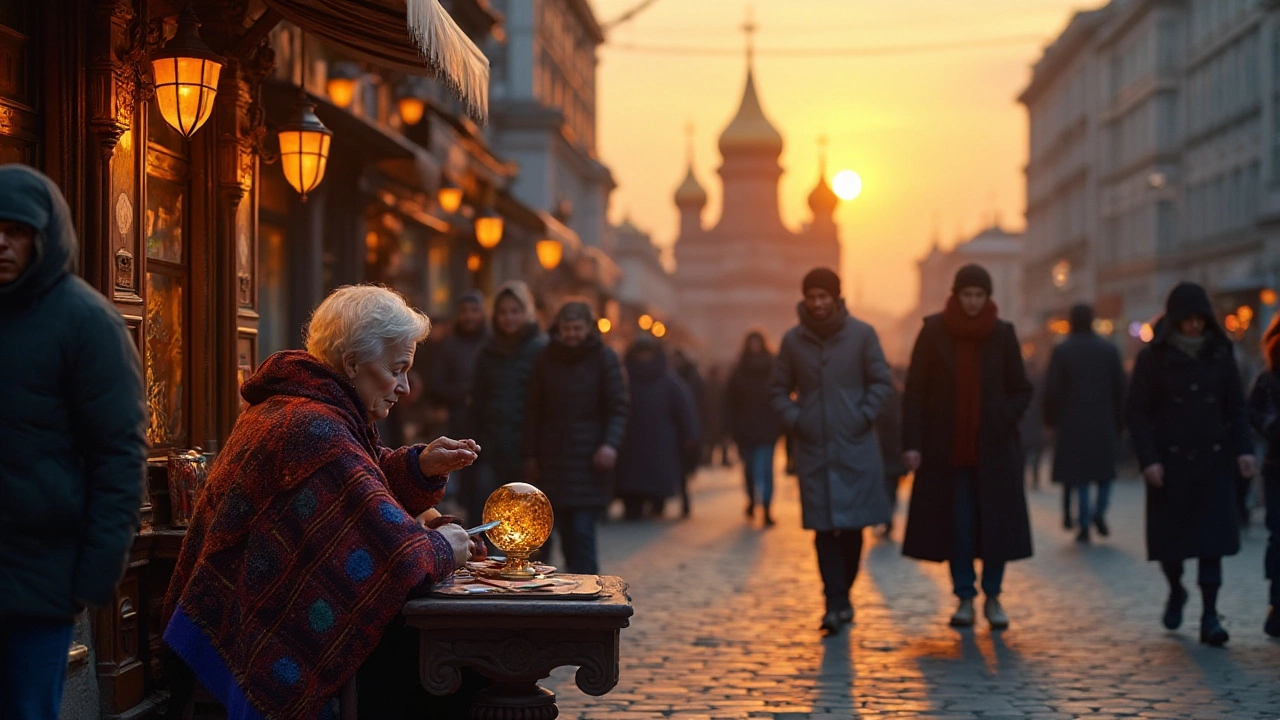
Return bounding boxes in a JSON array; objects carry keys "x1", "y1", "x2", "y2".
[{"x1": 305, "y1": 285, "x2": 431, "y2": 371}]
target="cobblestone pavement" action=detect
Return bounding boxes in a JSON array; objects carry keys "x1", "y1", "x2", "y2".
[{"x1": 543, "y1": 465, "x2": 1279, "y2": 719}]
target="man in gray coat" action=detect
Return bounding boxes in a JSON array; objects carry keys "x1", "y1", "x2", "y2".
[{"x1": 772, "y1": 267, "x2": 893, "y2": 635}]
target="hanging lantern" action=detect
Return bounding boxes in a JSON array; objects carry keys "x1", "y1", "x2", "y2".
[
  {"x1": 326, "y1": 62, "x2": 362, "y2": 109},
  {"x1": 438, "y1": 179, "x2": 463, "y2": 214},
  {"x1": 397, "y1": 78, "x2": 429, "y2": 126},
  {"x1": 535, "y1": 239, "x2": 562, "y2": 270},
  {"x1": 475, "y1": 211, "x2": 504, "y2": 249},
  {"x1": 466, "y1": 253, "x2": 482, "y2": 272},
  {"x1": 150, "y1": 7, "x2": 223, "y2": 138},
  {"x1": 278, "y1": 98, "x2": 332, "y2": 202}
]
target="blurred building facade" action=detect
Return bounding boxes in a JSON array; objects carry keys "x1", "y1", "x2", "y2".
[{"x1": 1020, "y1": 0, "x2": 1280, "y2": 365}]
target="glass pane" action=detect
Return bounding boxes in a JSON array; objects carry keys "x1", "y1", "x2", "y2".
[
  {"x1": 145, "y1": 272, "x2": 187, "y2": 448},
  {"x1": 145, "y1": 174, "x2": 184, "y2": 262},
  {"x1": 257, "y1": 224, "x2": 288, "y2": 360}
]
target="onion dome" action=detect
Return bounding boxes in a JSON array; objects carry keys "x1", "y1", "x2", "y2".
[
  {"x1": 717, "y1": 67, "x2": 783, "y2": 157},
  {"x1": 674, "y1": 164, "x2": 707, "y2": 208},
  {"x1": 808, "y1": 174, "x2": 838, "y2": 216}
]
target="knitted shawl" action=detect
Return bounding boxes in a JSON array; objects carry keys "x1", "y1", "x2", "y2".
[{"x1": 163, "y1": 351, "x2": 457, "y2": 720}]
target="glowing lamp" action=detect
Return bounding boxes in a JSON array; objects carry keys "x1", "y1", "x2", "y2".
[
  {"x1": 1261, "y1": 289, "x2": 1278, "y2": 306},
  {"x1": 466, "y1": 253, "x2": 482, "y2": 272},
  {"x1": 150, "y1": 7, "x2": 223, "y2": 138},
  {"x1": 475, "y1": 212, "x2": 504, "y2": 249},
  {"x1": 597, "y1": 318, "x2": 612, "y2": 334},
  {"x1": 482, "y1": 483, "x2": 554, "y2": 579},
  {"x1": 652, "y1": 321, "x2": 667, "y2": 338},
  {"x1": 398, "y1": 97, "x2": 426, "y2": 126},
  {"x1": 438, "y1": 182, "x2": 463, "y2": 214},
  {"x1": 326, "y1": 62, "x2": 361, "y2": 109},
  {"x1": 536, "y1": 239, "x2": 563, "y2": 270},
  {"x1": 277, "y1": 99, "x2": 332, "y2": 202},
  {"x1": 638, "y1": 314, "x2": 654, "y2": 331}
]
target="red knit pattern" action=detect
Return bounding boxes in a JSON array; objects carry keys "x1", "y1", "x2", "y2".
[
  {"x1": 943, "y1": 296, "x2": 998, "y2": 468},
  {"x1": 164, "y1": 351, "x2": 456, "y2": 719}
]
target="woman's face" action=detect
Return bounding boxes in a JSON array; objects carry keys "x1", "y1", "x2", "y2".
[
  {"x1": 345, "y1": 340, "x2": 416, "y2": 421},
  {"x1": 957, "y1": 287, "x2": 990, "y2": 317},
  {"x1": 495, "y1": 295, "x2": 528, "y2": 336},
  {"x1": 558, "y1": 318, "x2": 590, "y2": 347}
]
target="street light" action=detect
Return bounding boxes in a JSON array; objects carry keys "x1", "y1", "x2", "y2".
[
  {"x1": 466, "y1": 252, "x2": 482, "y2": 272},
  {"x1": 651, "y1": 321, "x2": 667, "y2": 338},
  {"x1": 597, "y1": 318, "x2": 612, "y2": 334},
  {"x1": 277, "y1": 97, "x2": 332, "y2": 202},
  {"x1": 638, "y1": 314, "x2": 654, "y2": 330},
  {"x1": 326, "y1": 62, "x2": 362, "y2": 109},
  {"x1": 150, "y1": 7, "x2": 223, "y2": 138},
  {"x1": 475, "y1": 210, "x2": 504, "y2": 249},
  {"x1": 536, "y1": 239, "x2": 562, "y2": 270},
  {"x1": 438, "y1": 179, "x2": 463, "y2": 214}
]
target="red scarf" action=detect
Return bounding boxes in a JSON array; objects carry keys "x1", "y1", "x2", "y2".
[{"x1": 942, "y1": 295, "x2": 998, "y2": 468}]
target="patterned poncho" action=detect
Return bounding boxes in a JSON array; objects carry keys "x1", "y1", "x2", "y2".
[{"x1": 163, "y1": 351, "x2": 457, "y2": 719}]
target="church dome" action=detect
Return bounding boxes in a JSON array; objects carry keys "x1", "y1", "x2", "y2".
[
  {"x1": 674, "y1": 165, "x2": 707, "y2": 207},
  {"x1": 717, "y1": 67, "x2": 783, "y2": 157},
  {"x1": 808, "y1": 174, "x2": 838, "y2": 216}
]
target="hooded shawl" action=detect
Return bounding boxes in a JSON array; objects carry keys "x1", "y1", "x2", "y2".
[{"x1": 163, "y1": 351, "x2": 456, "y2": 720}]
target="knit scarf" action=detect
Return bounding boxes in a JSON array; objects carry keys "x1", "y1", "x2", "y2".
[
  {"x1": 797, "y1": 300, "x2": 849, "y2": 339},
  {"x1": 942, "y1": 296, "x2": 998, "y2": 468},
  {"x1": 1170, "y1": 331, "x2": 1206, "y2": 360}
]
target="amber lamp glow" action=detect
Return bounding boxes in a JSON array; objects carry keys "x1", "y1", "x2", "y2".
[
  {"x1": 150, "y1": 7, "x2": 223, "y2": 138},
  {"x1": 475, "y1": 212, "x2": 504, "y2": 249},
  {"x1": 466, "y1": 252, "x2": 482, "y2": 272},
  {"x1": 438, "y1": 181, "x2": 463, "y2": 214},
  {"x1": 398, "y1": 97, "x2": 426, "y2": 126},
  {"x1": 326, "y1": 62, "x2": 361, "y2": 109},
  {"x1": 482, "y1": 483, "x2": 554, "y2": 579},
  {"x1": 278, "y1": 99, "x2": 332, "y2": 202},
  {"x1": 536, "y1": 239, "x2": 563, "y2": 270}
]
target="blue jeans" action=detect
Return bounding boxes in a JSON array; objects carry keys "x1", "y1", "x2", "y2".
[
  {"x1": 950, "y1": 469, "x2": 1006, "y2": 599},
  {"x1": 1077, "y1": 480, "x2": 1113, "y2": 527},
  {"x1": 743, "y1": 444, "x2": 776, "y2": 509},
  {"x1": 0, "y1": 616, "x2": 75, "y2": 720},
  {"x1": 556, "y1": 508, "x2": 601, "y2": 575}
]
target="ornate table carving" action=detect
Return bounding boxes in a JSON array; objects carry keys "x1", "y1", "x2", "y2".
[{"x1": 403, "y1": 575, "x2": 633, "y2": 719}]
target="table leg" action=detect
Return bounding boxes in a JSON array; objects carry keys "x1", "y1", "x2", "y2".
[{"x1": 469, "y1": 680, "x2": 558, "y2": 720}]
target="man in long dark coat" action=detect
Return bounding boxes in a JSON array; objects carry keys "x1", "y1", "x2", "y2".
[
  {"x1": 902, "y1": 264, "x2": 1033, "y2": 630},
  {"x1": 1127, "y1": 282, "x2": 1254, "y2": 646},
  {"x1": 772, "y1": 268, "x2": 893, "y2": 635},
  {"x1": 1044, "y1": 303, "x2": 1127, "y2": 544}
]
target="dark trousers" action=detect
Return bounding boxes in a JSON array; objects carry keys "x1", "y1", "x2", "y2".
[
  {"x1": 620, "y1": 495, "x2": 665, "y2": 520},
  {"x1": 1265, "y1": 475, "x2": 1280, "y2": 605},
  {"x1": 884, "y1": 473, "x2": 903, "y2": 515},
  {"x1": 1077, "y1": 480, "x2": 1113, "y2": 525},
  {"x1": 950, "y1": 469, "x2": 1006, "y2": 598},
  {"x1": 815, "y1": 529, "x2": 864, "y2": 613},
  {"x1": 1160, "y1": 556, "x2": 1223, "y2": 587},
  {"x1": 0, "y1": 616, "x2": 74, "y2": 720},
  {"x1": 551, "y1": 507, "x2": 601, "y2": 575}
]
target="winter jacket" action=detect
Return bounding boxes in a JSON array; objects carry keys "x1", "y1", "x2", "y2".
[
  {"x1": 470, "y1": 322, "x2": 547, "y2": 483},
  {"x1": 771, "y1": 303, "x2": 894, "y2": 531},
  {"x1": 617, "y1": 348, "x2": 699, "y2": 499},
  {"x1": 1246, "y1": 369, "x2": 1280, "y2": 588},
  {"x1": 523, "y1": 333, "x2": 628, "y2": 509},
  {"x1": 1044, "y1": 327, "x2": 1127, "y2": 486},
  {"x1": 0, "y1": 165, "x2": 148, "y2": 620},
  {"x1": 1128, "y1": 285, "x2": 1249, "y2": 562},
  {"x1": 901, "y1": 312, "x2": 1034, "y2": 563},
  {"x1": 428, "y1": 324, "x2": 488, "y2": 437},
  {"x1": 726, "y1": 353, "x2": 783, "y2": 448}
]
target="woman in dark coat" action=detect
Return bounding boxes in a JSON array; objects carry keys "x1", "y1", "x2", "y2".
[
  {"x1": 902, "y1": 264, "x2": 1033, "y2": 630},
  {"x1": 468, "y1": 281, "x2": 547, "y2": 525},
  {"x1": 523, "y1": 301, "x2": 628, "y2": 575},
  {"x1": 1246, "y1": 313, "x2": 1280, "y2": 638},
  {"x1": 728, "y1": 330, "x2": 784, "y2": 526},
  {"x1": 1044, "y1": 303, "x2": 1127, "y2": 544},
  {"x1": 1128, "y1": 282, "x2": 1254, "y2": 646},
  {"x1": 617, "y1": 336, "x2": 699, "y2": 519}
]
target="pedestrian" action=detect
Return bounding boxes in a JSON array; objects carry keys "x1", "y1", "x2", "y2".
[
  {"x1": 771, "y1": 267, "x2": 893, "y2": 635},
  {"x1": 901, "y1": 264, "x2": 1034, "y2": 630},
  {"x1": 672, "y1": 349, "x2": 707, "y2": 514},
  {"x1": 524, "y1": 300, "x2": 628, "y2": 574},
  {"x1": 1044, "y1": 303, "x2": 1127, "y2": 544},
  {"x1": 617, "y1": 335, "x2": 700, "y2": 519},
  {"x1": 467, "y1": 281, "x2": 547, "y2": 526},
  {"x1": 1127, "y1": 282, "x2": 1255, "y2": 647},
  {"x1": 0, "y1": 165, "x2": 149, "y2": 720},
  {"x1": 1021, "y1": 356, "x2": 1047, "y2": 490},
  {"x1": 706, "y1": 365, "x2": 735, "y2": 467},
  {"x1": 727, "y1": 330, "x2": 784, "y2": 526},
  {"x1": 1246, "y1": 311, "x2": 1280, "y2": 638},
  {"x1": 428, "y1": 290, "x2": 489, "y2": 438},
  {"x1": 876, "y1": 368, "x2": 908, "y2": 538}
]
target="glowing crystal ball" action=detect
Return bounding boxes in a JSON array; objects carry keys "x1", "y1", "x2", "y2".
[{"x1": 482, "y1": 482, "x2": 554, "y2": 578}]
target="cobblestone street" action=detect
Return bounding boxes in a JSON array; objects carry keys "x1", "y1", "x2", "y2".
[{"x1": 544, "y1": 465, "x2": 1279, "y2": 719}]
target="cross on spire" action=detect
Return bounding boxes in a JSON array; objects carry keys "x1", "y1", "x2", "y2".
[
  {"x1": 817, "y1": 134, "x2": 828, "y2": 175},
  {"x1": 685, "y1": 120, "x2": 696, "y2": 164},
  {"x1": 743, "y1": 5, "x2": 757, "y2": 65}
]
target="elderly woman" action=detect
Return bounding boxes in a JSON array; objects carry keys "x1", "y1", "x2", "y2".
[{"x1": 163, "y1": 285, "x2": 479, "y2": 720}]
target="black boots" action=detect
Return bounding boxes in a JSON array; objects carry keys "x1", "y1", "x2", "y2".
[
  {"x1": 1265, "y1": 607, "x2": 1280, "y2": 637},
  {"x1": 1200, "y1": 614, "x2": 1229, "y2": 646},
  {"x1": 1162, "y1": 585, "x2": 1188, "y2": 630}
]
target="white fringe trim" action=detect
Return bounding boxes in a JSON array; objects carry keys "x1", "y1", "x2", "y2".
[{"x1": 406, "y1": 0, "x2": 491, "y2": 125}]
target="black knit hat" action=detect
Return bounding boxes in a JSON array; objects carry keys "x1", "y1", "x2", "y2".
[
  {"x1": 802, "y1": 267, "x2": 841, "y2": 298},
  {"x1": 952, "y1": 264, "x2": 993, "y2": 295},
  {"x1": 1164, "y1": 282, "x2": 1214, "y2": 327}
]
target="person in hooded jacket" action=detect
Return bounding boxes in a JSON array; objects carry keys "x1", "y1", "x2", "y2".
[
  {"x1": 772, "y1": 268, "x2": 893, "y2": 635},
  {"x1": 901, "y1": 264, "x2": 1033, "y2": 631},
  {"x1": 524, "y1": 301, "x2": 629, "y2": 574},
  {"x1": 0, "y1": 165, "x2": 148, "y2": 720},
  {"x1": 1246, "y1": 312, "x2": 1280, "y2": 638},
  {"x1": 1129, "y1": 282, "x2": 1255, "y2": 647},
  {"x1": 467, "y1": 281, "x2": 547, "y2": 526},
  {"x1": 728, "y1": 330, "x2": 784, "y2": 526},
  {"x1": 1044, "y1": 303, "x2": 1127, "y2": 544},
  {"x1": 428, "y1": 290, "x2": 489, "y2": 439},
  {"x1": 617, "y1": 336, "x2": 700, "y2": 519}
]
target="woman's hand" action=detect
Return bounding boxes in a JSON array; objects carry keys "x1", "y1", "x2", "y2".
[
  {"x1": 419, "y1": 437, "x2": 480, "y2": 477},
  {"x1": 902, "y1": 450, "x2": 922, "y2": 473},
  {"x1": 434, "y1": 523, "x2": 473, "y2": 568},
  {"x1": 593, "y1": 445, "x2": 618, "y2": 472},
  {"x1": 416, "y1": 508, "x2": 441, "y2": 527},
  {"x1": 1142, "y1": 463, "x2": 1164, "y2": 488},
  {"x1": 469, "y1": 534, "x2": 488, "y2": 560}
]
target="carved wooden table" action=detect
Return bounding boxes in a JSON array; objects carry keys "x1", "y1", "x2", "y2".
[{"x1": 403, "y1": 575, "x2": 633, "y2": 719}]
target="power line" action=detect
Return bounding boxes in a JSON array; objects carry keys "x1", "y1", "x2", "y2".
[
  {"x1": 603, "y1": 34, "x2": 1048, "y2": 57},
  {"x1": 602, "y1": 0, "x2": 663, "y2": 31}
]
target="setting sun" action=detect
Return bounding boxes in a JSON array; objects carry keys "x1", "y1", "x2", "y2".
[{"x1": 832, "y1": 170, "x2": 863, "y2": 201}]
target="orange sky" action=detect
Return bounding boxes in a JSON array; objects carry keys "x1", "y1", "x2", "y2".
[{"x1": 591, "y1": 0, "x2": 1099, "y2": 317}]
